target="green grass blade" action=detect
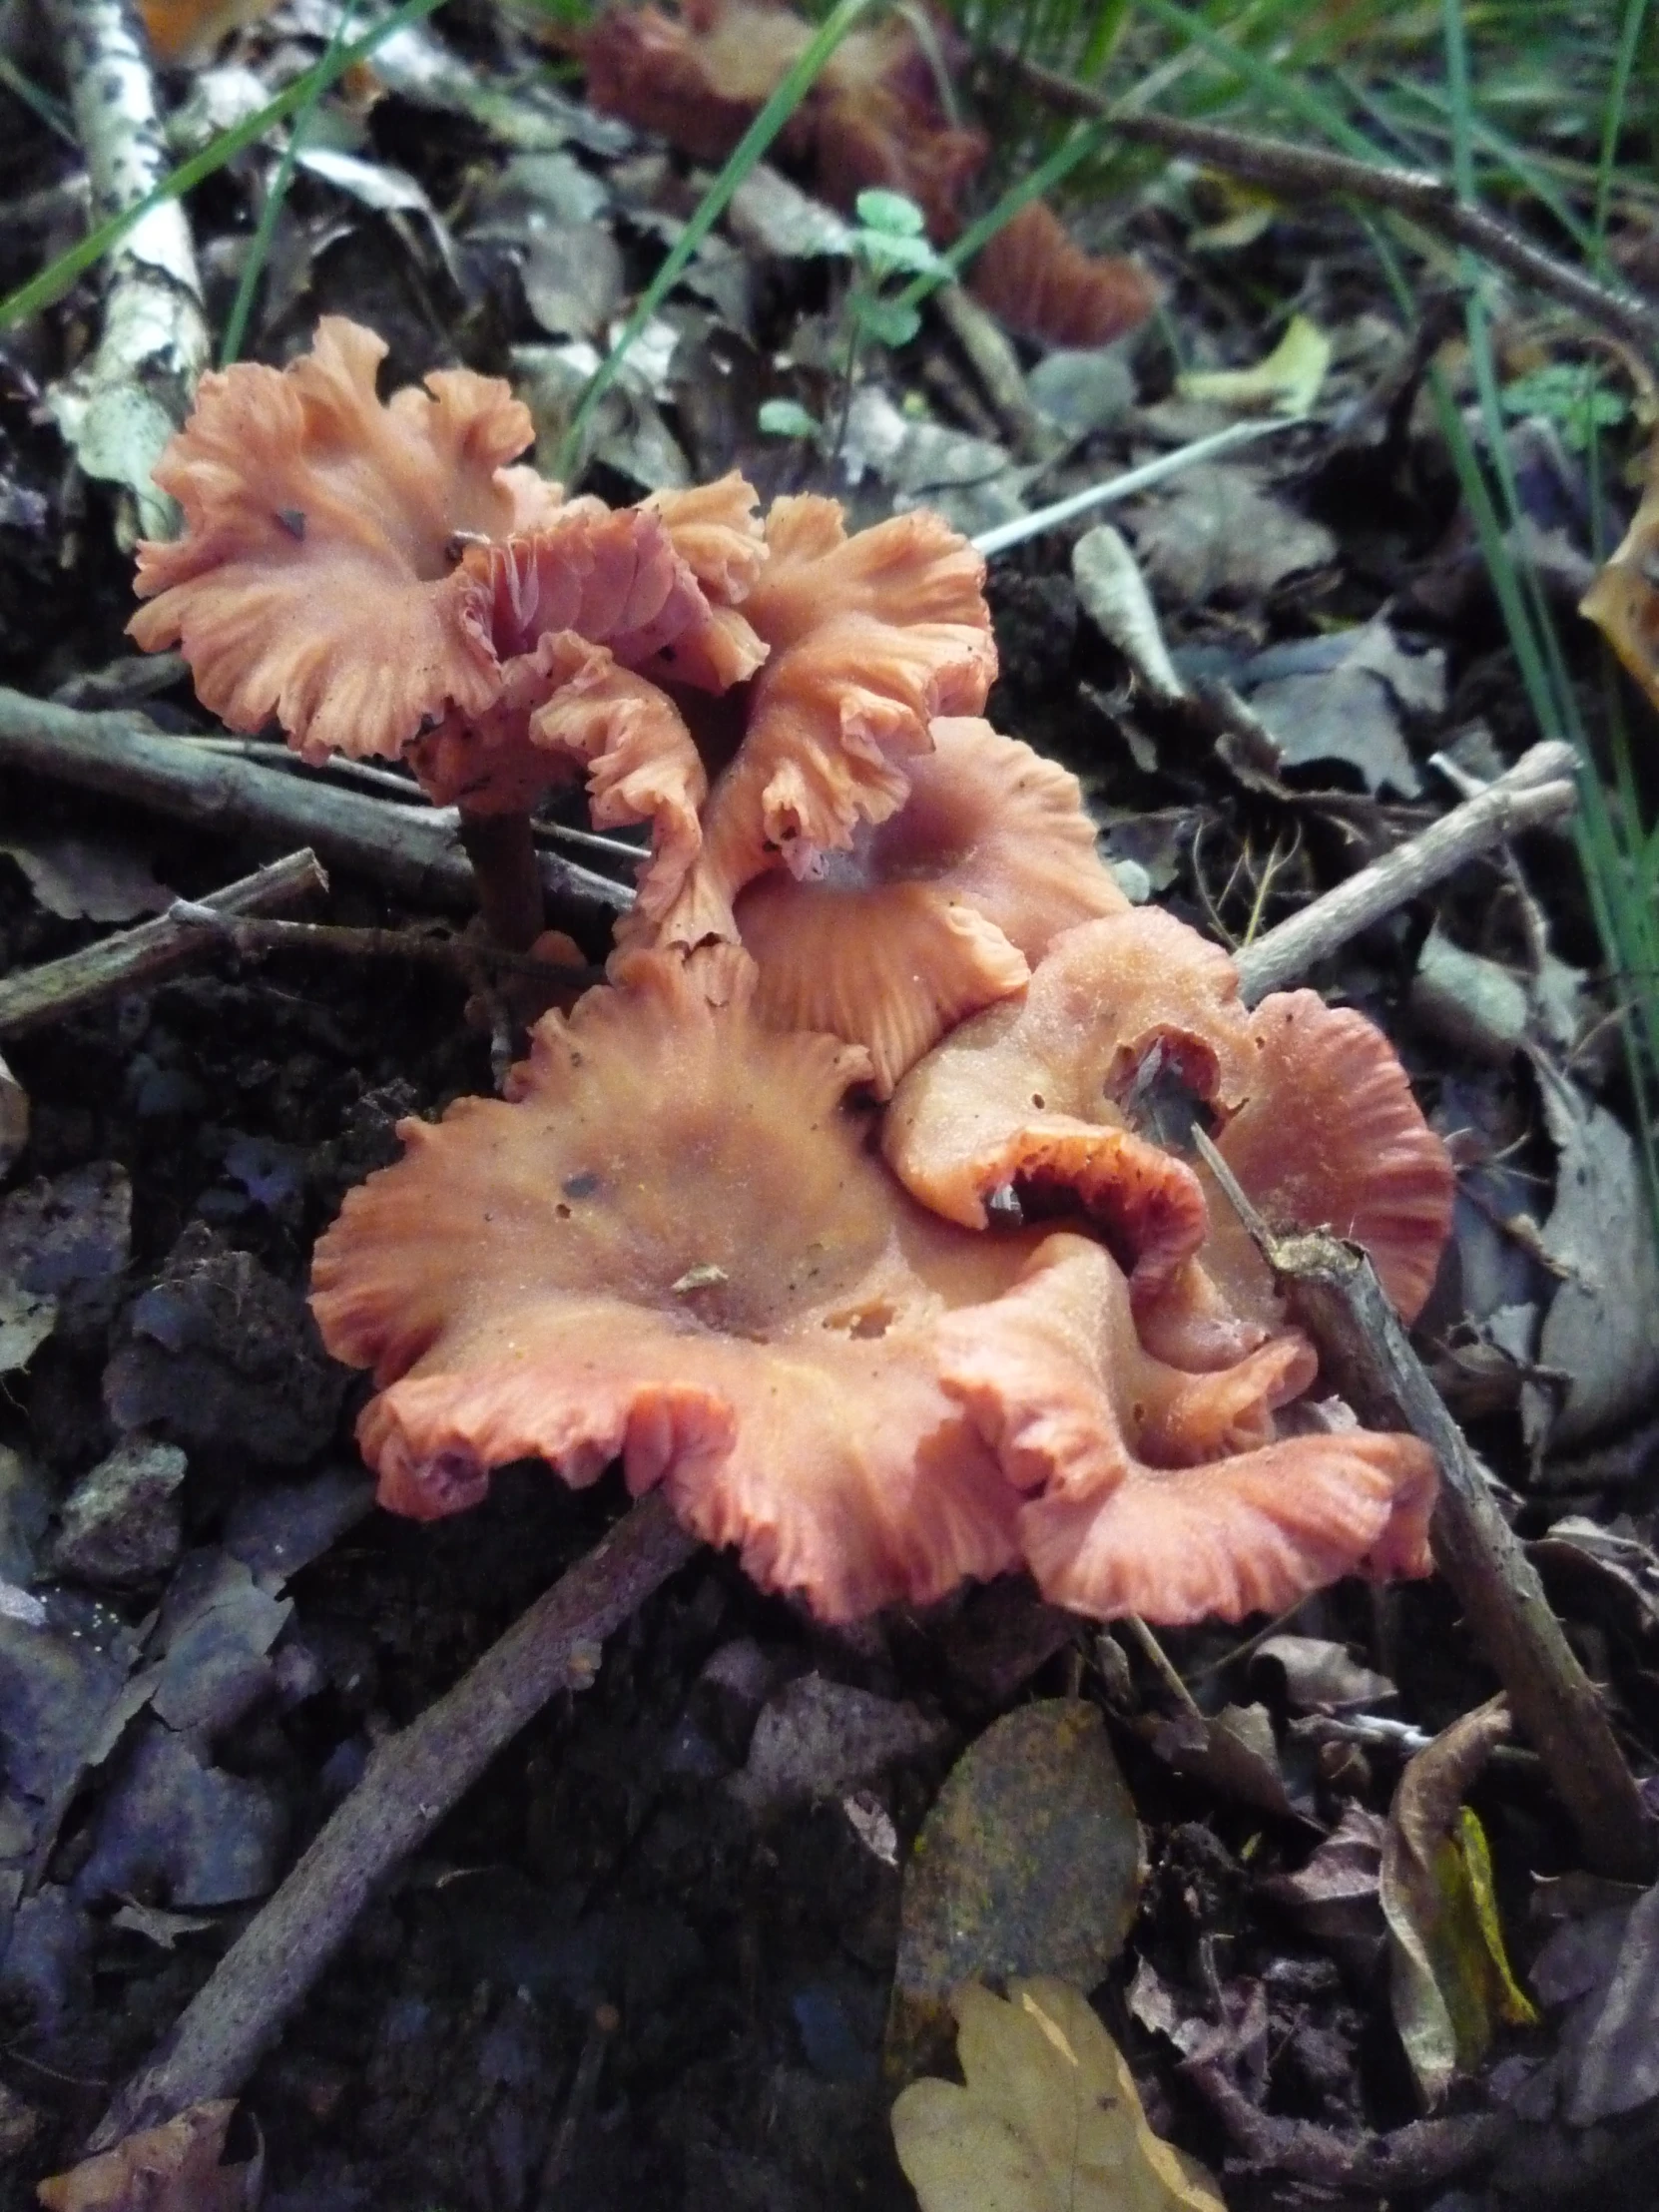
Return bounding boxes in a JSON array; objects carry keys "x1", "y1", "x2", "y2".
[
  {"x1": 220, "y1": 0, "x2": 365, "y2": 366},
  {"x1": 554, "y1": 0, "x2": 875, "y2": 477},
  {"x1": 1595, "y1": 0, "x2": 1653, "y2": 263}
]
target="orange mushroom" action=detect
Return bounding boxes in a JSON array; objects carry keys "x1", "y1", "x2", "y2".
[
  {"x1": 885, "y1": 907, "x2": 1453, "y2": 1363},
  {"x1": 938, "y1": 1235, "x2": 1437, "y2": 1623},
  {"x1": 130, "y1": 320, "x2": 767, "y2": 945},
  {"x1": 650, "y1": 492, "x2": 996, "y2": 947},
  {"x1": 736, "y1": 716, "x2": 1126, "y2": 1094},
  {"x1": 310, "y1": 945, "x2": 1037, "y2": 1621},
  {"x1": 310, "y1": 932, "x2": 1443, "y2": 1624},
  {"x1": 582, "y1": 0, "x2": 1157, "y2": 349}
]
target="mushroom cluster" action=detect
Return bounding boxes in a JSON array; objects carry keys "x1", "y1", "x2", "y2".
[{"x1": 135, "y1": 319, "x2": 1452, "y2": 1625}]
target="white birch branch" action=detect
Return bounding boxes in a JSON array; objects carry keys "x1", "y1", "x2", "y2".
[{"x1": 42, "y1": 0, "x2": 210, "y2": 544}]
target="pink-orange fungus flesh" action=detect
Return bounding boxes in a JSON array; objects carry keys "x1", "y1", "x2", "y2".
[
  {"x1": 938, "y1": 1236, "x2": 1437, "y2": 1624},
  {"x1": 885, "y1": 907, "x2": 1454, "y2": 1357},
  {"x1": 129, "y1": 319, "x2": 769, "y2": 873},
  {"x1": 737, "y1": 716, "x2": 1126, "y2": 1095},
  {"x1": 310, "y1": 947, "x2": 1040, "y2": 1622},
  {"x1": 652, "y1": 494, "x2": 997, "y2": 947},
  {"x1": 129, "y1": 317, "x2": 564, "y2": 766}
]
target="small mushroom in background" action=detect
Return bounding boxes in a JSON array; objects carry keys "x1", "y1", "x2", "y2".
[{"x1": 580, "y1": 0, "x2": 1159, "y2": 350}]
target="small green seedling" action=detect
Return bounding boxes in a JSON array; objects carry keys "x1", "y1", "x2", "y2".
[
  {"x1": 1500, "y1": 363, "x2": 1628, "y2": 451},
  {"x1": 756, "y1": 188, "x2": 951, "y2": 459},
  {"x1": 758, "y1": 395, "x2": 827, "y2": 444}
]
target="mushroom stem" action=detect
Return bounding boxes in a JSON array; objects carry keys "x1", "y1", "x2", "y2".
[{"x1": 458, "y1": 808, "x2": 545, "y2": 950}]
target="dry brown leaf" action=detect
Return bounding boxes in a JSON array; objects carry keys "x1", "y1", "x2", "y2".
[
  {"x1": 891, "y1": 1977, "x2": 1226, "y2": 2212},
  {"x1": 36, "y1": 2101, "x2": 261, "y2": 2212}
]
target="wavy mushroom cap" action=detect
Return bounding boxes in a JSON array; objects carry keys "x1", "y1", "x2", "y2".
[
  {"x1": 655, "y1": 495, "x2": 996, "y2": 946},
  {"x1": 1195, "y1": 989, "x2": 1456, "y2": 1328},
  {"x1": 882, "y1": 906, "x2": 1257, "y2": 1296},
  {"x1": 736, "y1": 717, "x2": 1126, "y2": 1095},
  {"x1": 967, "y1": 203, "x2": 1161, "y2": 350},
  {"x1": 310, "y1": 946, "x2": 1038, "y2": 1621},
  {"x1": 130, "y1": 318, "x2": 565, "y2": 764},
  {"x1": 938, "y1": 1236, "x2": 1438, "y2": 1623},
  {"x1": 886, "y1": 906, "x2": 1453, "y2": 1359},
  {"x1": 130, "y1": 313, "x2": 766, "y2": 814},
  {"x1": 583, "y1": 0, "x2": 818, "y2": 164}
]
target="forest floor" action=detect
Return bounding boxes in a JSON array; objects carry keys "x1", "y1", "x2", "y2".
[{"x1": 1, "y1": 5, "x2": 1658, "y2": 2209}]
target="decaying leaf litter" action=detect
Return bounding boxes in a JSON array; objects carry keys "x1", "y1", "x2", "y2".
[{"x1": 1, "y1": 1, "x2": 1658, "y2": 2206}]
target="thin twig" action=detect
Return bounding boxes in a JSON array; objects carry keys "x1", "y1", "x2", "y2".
[
  {"x1": 1235, "y1": 741, "x2": 1578, "y2": 1003},
  {"x1": 87, "y1": 1495, "x2": 697, "y2": 2152},
  {"x1": 930, "y1": 280, "x2": 1053, "y2": 460},
  {"x1": 0, "y1": 688, "x2": 627, "y2": 921},
  {"x1": 1194, "y1": 1128, "x2": 1656, "y2": 1883},
  {"x1": 1000, "y1": 50, "x2": 1659, "y2": 359},
  {"x1": 166, "y1": 904, "x2": 603, "y2": 990},
  {"x1": 0, "y1": 851, "x2": 326, "y2": 1038}
]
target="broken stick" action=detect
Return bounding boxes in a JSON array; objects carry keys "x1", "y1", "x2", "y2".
[
  {"x1": 1196, "y1": 1129, "x2": 1657, "y2": 1884},
  {"x1": 0, "y1": 688, "x2": 626, "y2": 922},
  {"x1": 1000, "y1": 50, "x2": 1659, "y2": 361},
  {"x1": 1237, "y1": 740, "x2": 1578, "y2": 1002},
  {"x1": 88, "y1": 1494, "x2": 697, "y2": 2151},
  {"x1": 0, "y1": 849, "x2": 326, "y2": 1038}
]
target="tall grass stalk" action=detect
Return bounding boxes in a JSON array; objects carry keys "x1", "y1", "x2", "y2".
[
  {"x1": 220, "y1": 0, "x2": 363, "y2": 366},
  {"x1": 554, "y1": 0, "x2": 876, "y2": 475}
]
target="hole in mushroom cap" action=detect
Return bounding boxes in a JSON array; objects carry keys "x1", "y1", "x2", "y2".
[{"x1": 1105, "y1": 1035, "x2": 1220, "y2": 1152}]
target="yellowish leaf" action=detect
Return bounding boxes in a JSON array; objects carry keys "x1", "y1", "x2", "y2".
[
  {"x1": 891, "y1": 1978, "x2": 1226, "y2": 2212},
  {"x1": 1178, "y1": 314, "x2": 1331, "y2": 416},
  {"x1": 1381, "y1": 1696, "x2": 1535, "y2": 2107},
  {"x1": 1581, "y1": 426, "x2": 1659, "y2": 712},
  {"x1": 36, "y1": 2101, "x2": 260, "y2": 2212},
  {"x1": 1454, "y1": 1806, "x2": 1539, "y2": 2031}
]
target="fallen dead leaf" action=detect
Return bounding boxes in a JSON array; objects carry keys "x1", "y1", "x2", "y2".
[
  {"x1": 1178, "y1": 313, "x2": 1332, "y2": 417},
  {"x1": 1131, "y1": 467, "x2": 1337, "y2": 604},
  {"x1": 1241, "y1": 614, "x2": 1443, "y2": 796},
  {"x1": 0, "y1": 834, "x2": 173, "y2": 922},
  {"x1": 1249, "y1": 1635, "x2": 1397, "y2": 1715},
  {"x1": 1381, "y1": 1696, "x2": 1537, "y2": 2106},
  {"x1": 886, "y1": 1702, "x2": 1142, "y2": 2082},
  {"x1": 891, "y1": 1977, "x2": 1225, "y2": 2212},
  {"x1": 1529, "y1": 1060, "x2": 1659, "y2": 1446},
  {"x1": 36, "y1": 2099, "x2": 260, "y2": 2211},
  {"x1": 1261, "y1": 1803, "x2": 1387, "y2": 1977}
]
